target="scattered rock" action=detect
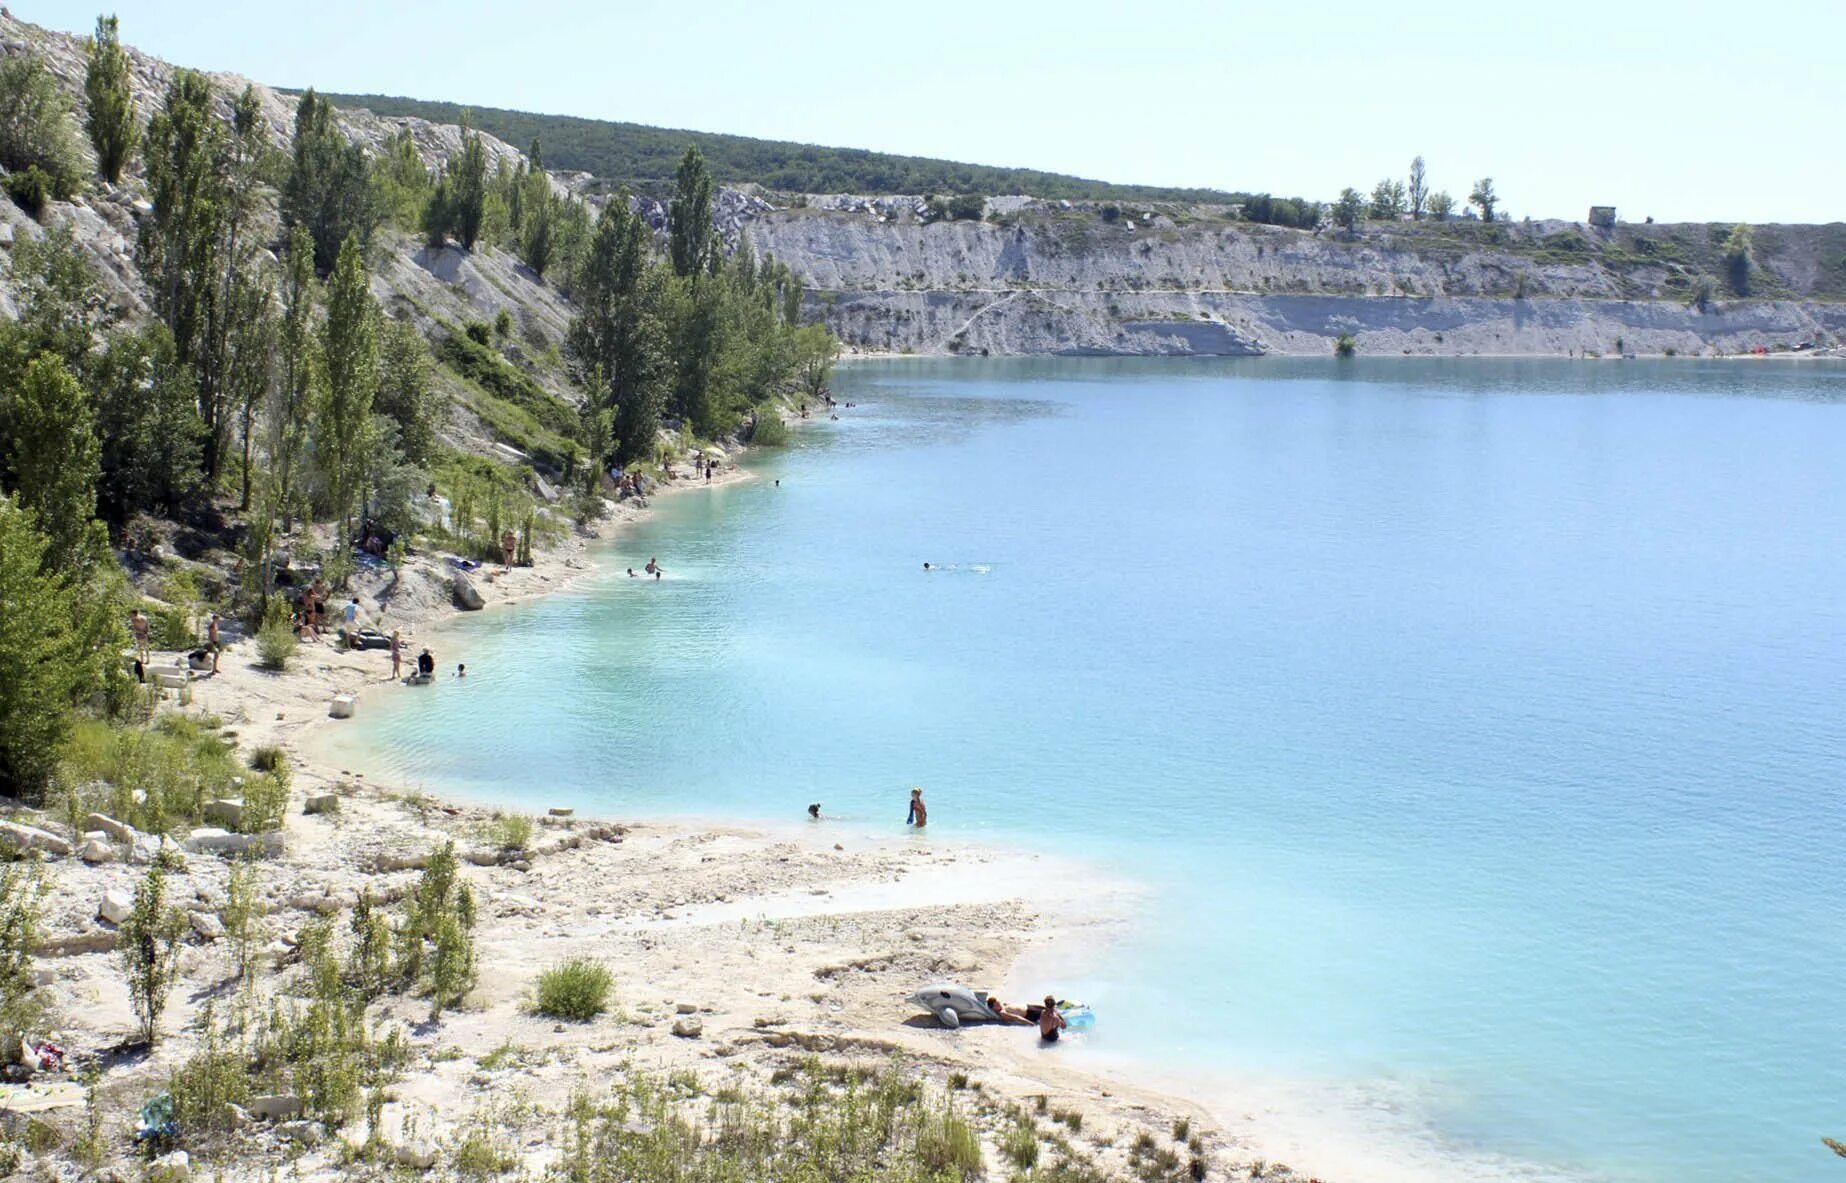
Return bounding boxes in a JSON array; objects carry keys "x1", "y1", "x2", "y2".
[
  {"x1": 303, "y1": 794, "x2": 339, "y2": 815},
  {"x1": 37, "y1": 928, "x2": 117, "y2": 956},
  {"x1": 675, "y1": 1002, "x2": 698, "y2": 1015},
  {"x1": 393, "y1": 1142, "x2": 437, "y2": 1169},
  {"x1": 188, "y1": 911, "x2": 225, "y2": 941},
  {"x1": 84, "y1": 813, "x2": 136, "y2": 843},
  {"x1": 145, "y1": 1149, "x2": 190, "y2": 1181},
  {"x1": 451, "y1": 572, "x2": 485, "y2": 610},
  {"x1": 276, "y1": 1120, "x2": 323, "y2": 1145},
  {"x1": 202, "y1": 799, "x2": 244, "y2": 829},
  {"x1": 0, "y1": 821, "x2": 71, "y2": 858},
  {"x1": 328, "y1": 695, "x2": 356, "y2": 719},
  {"x1": 184, "y1": 828, "x2": 283, "y2": 856},
  {"x1": 671, "y1": 1018, "x2": 703, "y2": 1039},
  {"x1": 223, "y1": 1103, "x2": 251, "y2": 1129},
  {"x1": 248, "y1": 1094, "x2": 302, "y2": 1121},
  {"x1": 547, "y1": 807, "x2": 574, "y2": 817},
  {"x1": 99, "y1": 889, "x2": 133, "y2": 925},
  {"x1": 79, "y1": 838, "x2": 116, "y2": 864}
]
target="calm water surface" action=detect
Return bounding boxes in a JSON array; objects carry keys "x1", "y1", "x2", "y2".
[{"x1": 327, "y1": 357, "x2": 1846, "y2": 1182}]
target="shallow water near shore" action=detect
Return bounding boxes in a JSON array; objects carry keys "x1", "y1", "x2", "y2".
[{"x1": 326, "y1": 356, "x2": 1846, "y2": 1183}]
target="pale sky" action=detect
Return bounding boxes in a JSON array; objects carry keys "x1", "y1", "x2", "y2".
[{"x1": 17, "y1": 0, "x2": 1844, "y2": 223}]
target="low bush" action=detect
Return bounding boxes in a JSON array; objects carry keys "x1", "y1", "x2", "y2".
[
  {"x1": 239, "y1": 769, "x2": 289, "y2": 834},
  {"x1": 750, "y1": 411, "x2": 790, "y2": 447},
  {"x1": 534, "y1": 957, "x2": 613, "y2": 1021},
  {"x1": 256, "y1": 617, "x2": 296, "y2": 672},
  {"x1": 915, "y1": 1108, "x2": 983, "y2": 1180},
  {"x1": 486, "y1": 813, "x2": 533, "y2": 854},
  {"x1": 1333, "y1": 334, "x2": 1358, "y2": 357},
  {"x1": 248, "y1": 744, "x2": 285, "y2": 772}
]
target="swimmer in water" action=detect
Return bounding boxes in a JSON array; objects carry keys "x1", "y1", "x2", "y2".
[
  {"x1": 807, "y1": 803, "x2": 821, "y2": 819},
  {"x1": 922, "y1": 562, "x2": 931, "y2": 570}
]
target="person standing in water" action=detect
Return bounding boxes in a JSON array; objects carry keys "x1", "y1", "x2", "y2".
[
  {"x1": 906, "y1": 787, "x2": 927, "y2": 828},
  {"x1": 1038, "y1": 995, "x2": 1067, "y2": 1043}
]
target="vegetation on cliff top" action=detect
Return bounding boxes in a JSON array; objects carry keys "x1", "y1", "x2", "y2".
[{"x1": 305, "y1": 91, "x2": 1244, "y2": 203}]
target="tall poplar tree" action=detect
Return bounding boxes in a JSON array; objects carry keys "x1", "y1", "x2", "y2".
[
  {"x1": 282, "y1": 88, "x2": 380, "y2": 274},
  {"x1": 668, "y1": 146, "x2": 715, "y2": 278},
  {"x1": 138, "y1": 70, "x2": 227, "y2": 477},
  {"x1": 569, "y1": 197, "x2": 666, "y2": 466},
  {"x1": 450, "y1": 115, "x2": 488, "y2": 250},
  {"x1": 83, "y1": 14, "x2": 138, "y2": 184},
  {"x1": 273, "y1": 225, "x2": 317, "y2": 531},
  {"x1": 319, "y1": 233, "x2": 378, "y2": 540}
]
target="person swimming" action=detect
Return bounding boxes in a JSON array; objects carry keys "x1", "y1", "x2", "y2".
[{"x1": 807, "y1": 803, "x2": 821, "y2": 819}]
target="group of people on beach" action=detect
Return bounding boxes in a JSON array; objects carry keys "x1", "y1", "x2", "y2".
[{"x1": 989, "y1": 995, "x2": 1070, "y2": 1043}]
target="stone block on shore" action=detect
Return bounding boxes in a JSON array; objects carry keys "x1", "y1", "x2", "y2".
[
  {"x1": 189, "y1": 911, "x2": 224, "y2": 941},
  {"x1": 84, "y1": 813, "x2": 136, "y2": 844},
  {"x1": 202, "y1": 799, "x2": 244, "y2": 829},
  {"x1": 328, "y1": 695, "x2": 356, "y2": 719},
  {"x1": 79, "y1": 838, "x2": 115, "y2": 864},
  {"x1": 0, "y1": 821, "x2": 71, "y2": 857},
  {"x1": 451, "y1": 572, "x2": 485, "y2": 610},
  {"x1": 248, "y1": 1094, "x2": 302, "y2": 1121},
  {"x1": 185, "y1": 828, "x2": 283, "y2": 856},
  {"x1": 303, "y1": 794, "x2": 339, "y2": 815},
  {"x1": 99, "y1": 890, "x2": 132, "y2": 925}
]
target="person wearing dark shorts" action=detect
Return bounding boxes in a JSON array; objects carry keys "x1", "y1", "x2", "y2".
[{"x1": 1038, "y1": 995, "x2": 1066, "y2": 1043}]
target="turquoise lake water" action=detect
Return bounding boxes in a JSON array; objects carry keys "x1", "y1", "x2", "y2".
[{"x1": 327, "y1": 357, "x2": 1846, "y2": 1182}]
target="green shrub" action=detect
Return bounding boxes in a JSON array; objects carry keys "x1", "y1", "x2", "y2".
[
  {"x1": 750, "y1": 412, "x2": 790, "y2": 447},
  {"x1": 1333, "y1": 334, "x2": 1358, "y2": 357},
  {"x1": 147, "y1": 602, "x2": 194, "y2": 650},
  {"x1": 119, "y1": 852, "x2": 188, "y2": 1045},
  {"x1": 249, "y1": 744, "x2": 285, "y2": 772},
  {"x1": 454, "y1": 1126, "x2": 516, "y2": 1176},
  {"x1": 486, "y1": 813, "x2": 533, "y2": 854},
  {"x1": 1172, "y1": 1116, "x2": 1191, "y2": 1142},
  {"x1": 256, "y1": 617, "x2": 296, "y2": 671},
  {"x1": 0, "y1": 864, "x2": 46, "y2": 1038},
  {"x1": 534, "y1": 957, "x2": 613, "y2": 1021},
  {"x1": 240, "y1": 769, "x2": 289, "y2": 834},
  {"x1": 168, "y1": 1001, "x2": 252, "y2": 1131}
]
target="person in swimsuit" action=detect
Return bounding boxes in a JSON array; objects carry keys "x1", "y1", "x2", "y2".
[
  {"x1": 207, "y1": 613, "x2": 222, "y2": 673},
  {"x1": 130, "y1": 609, "x2": 151, "y2": 663},
  {"x1": 906, "y1": 787, "x2": 927, "y2": 828},
  {"x1": 987, "y1": 997, "x2": 1028, "y2": 1024},
  {"x1": 389, "y1": 630, "x2": 403, "y2": 679},
  {"x1": 417, "y1": 648, "x2": 435, "y2": 678},
  {"x1": 807, "y1": 803, "x2": 822, "y2": 819},
  {"x1": 1038, "y1": 994, "x2": 1066, "y2": 1043}
]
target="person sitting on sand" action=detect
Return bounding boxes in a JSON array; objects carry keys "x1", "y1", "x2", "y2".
[
  {"x1": 906, "y1": 787, "x2": 927, "y2": 828},
  {"x1": 1038, "y1": 995, "x2": 1067, "y2": 1043}
]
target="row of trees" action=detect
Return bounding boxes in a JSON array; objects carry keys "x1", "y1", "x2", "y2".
[{"x1": 1332, "y1": 159, "x2": 1499, "y2": 231}]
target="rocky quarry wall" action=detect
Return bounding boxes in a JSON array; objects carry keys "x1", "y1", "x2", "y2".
[{"x1": 745, "y1": 208, "x2": 1846, "y2": 357}]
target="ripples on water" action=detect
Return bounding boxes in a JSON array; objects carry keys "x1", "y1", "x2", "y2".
[{"x1": 329, "y1": 357, "x2": 1846, "y2": 1183}]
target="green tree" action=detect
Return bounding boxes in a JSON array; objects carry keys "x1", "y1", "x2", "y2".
[
  {"x1": 1468, "y1": 177, "x2": 1498, "y2": 223},
  {"x1": 792, "y1": 323, "x2": 840, "y2": 399},
  {"x1": 375, "y1": 127, "x2": 430, "y2": 228},
  {"x1": 319, "y1": 233, "x2": 378, "y2": 540},
  {"x1": 8, "y1": 355, "x2": 100, "y2": 574},
  {"x1": 91, "y1": 323, "x2": 204, "y2": 520},
  {"x1": 227, "y1": 272, "x2": 278, "y2": 511},
  {"x1": 1369, "y1": 178, "x2": 1407, "y2": 220},
  {"x1": 1333, "y1": 187, "x2": 1366, "y2": 232},
  {"x1": 569, "y1": 197, "x2": 668, "y2": 466},
  {"x1": 1407, "y1": 155, "x2": 1428, "y2": 221},
  {"x1": 376, "y1": 318, "x2": 437, "y2": 464},
  {"x1": 448, "y1": 114, "x2": 488, "y2": 250},
  {"x1": 138, "y1": 70, "x2": 229, "y2": 478},
  {"x1": 273, "y1": 225, "x2": 318, "y2": 531},
  {"x1": 1, "y1": 225, "x2": 113, "y2": 380},
  {"x1": 1723, "y1": 223, "x2": 1753, "y2": 296},
  {"x1": 281, "y1": 89, "x2": 382, "y2": 274},
  {"x1": 668, "y1": 145, "x2": 715, "y2": 278},
  {"x1": 0, "y1": 53, "x2": 83, "y2": 208},
  {"x1": 0, "y1": 497, "x2": 88, "y2": 800},
  {"x1": 83, "y1": 14, "x2": 138, "y2": 184},
  {"x1": 119, "y1": 853, "x2": 188, "y2": 1046},
  {"x1": 1427, "y1": 191, "x2": 1455, "y2": 221}
]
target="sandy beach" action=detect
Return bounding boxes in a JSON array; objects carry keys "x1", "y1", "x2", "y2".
[{"x1": 17, "y1": 458, "x2": 1326, "y2": 1182}]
